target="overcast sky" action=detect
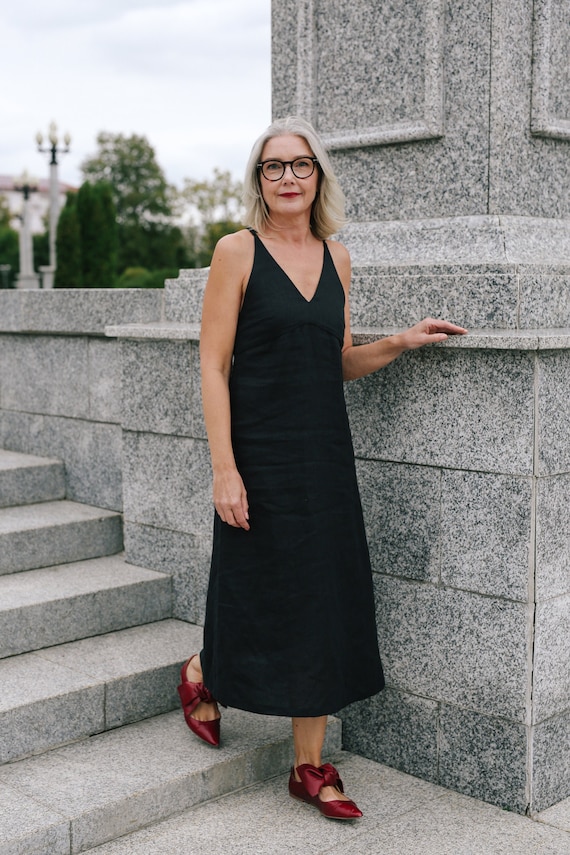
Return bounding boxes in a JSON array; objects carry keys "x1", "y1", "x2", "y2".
[{"x1": 1, "y1": 0, "x2": 271, "y2": 189}]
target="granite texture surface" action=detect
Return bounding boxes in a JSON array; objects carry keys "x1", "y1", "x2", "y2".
[
  {"x1": 0, "y1": 556, "x2": 172, "y2": 657},
  {"x1": 340, "y1": 687, "x2": 439, "y2": 784},
  {"x1": 88, "y1": 338, "x2": 121, "y2": 423},
  {"x1": 536, "y1": 475, "x2": 570, "y2": 600},
  {"x1": 124, "y1": 521, "x2": 211, "y2": 624},
  {"x1": 0, "y1": 412, "x2": 123, "y2": 511},
  {"x1": 122, "y1": 431, "x2": 212, "y2": 537},
  {"x1": 532, "y1": 709, "x2": 570, "y2": 812},
  {"x1": 533, "y1": 594, "x2": 570, "y2": 724},
  {"x1": 537, "y1": 351, "x2": 570, "y2": 475},
  {"x1": 356, "y1": 459, "x2": 441, "y2": 583},
  {"x1": 345, "y1": 347, "x2": 535, "y2": 474},
  {"x1": 164, "y1": 268, "x2": 208, "y2": 323},
  {"x1": 0, "y1": 334, "x2": 90, "y2": 419},
  {"x1": 0, "y1": 449, "x2": 65, "y2": 509},
  {"x1": 440, "y1": 470, "x2": 532, "y2": 601},
  {"x1": 120, "y1": 339, "x2": 204, "y2": 438},
  {"x1": 374, "y1": 574, "x2": 530, "y2": 721},
  {"x1": 340, "y1": 218, "x2": 570, "y2": 267},
  {"x1": 438, "y1": 704, "x2": 528, "y2": 813},
  {"x1": 0, "y1": 288, "x2": 162, "y2": 335},
  {"x1": 0, "y1": 780, "x2": 69, "y2": 855}
]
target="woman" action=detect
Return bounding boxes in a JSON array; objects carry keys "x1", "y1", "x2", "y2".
[{"x1": 178, "y1": 116, "x2": 466, "y2": 820}]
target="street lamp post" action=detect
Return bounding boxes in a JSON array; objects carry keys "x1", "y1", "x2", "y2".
[
  {"x1": 14, "y1": 170, "x2": 40, "y2": 289},
  {"x1": 36, "y1": 121, "x2": 71, "y2": 289}
]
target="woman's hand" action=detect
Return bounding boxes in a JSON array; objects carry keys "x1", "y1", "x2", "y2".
[
  {"x1": 397, "y1": 318, "x2": 468, "y2": 351},
  {"x1": 213, "y1": 466, "x2": 250, "y2": 530}
]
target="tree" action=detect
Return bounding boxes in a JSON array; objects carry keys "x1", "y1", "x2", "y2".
[
  {"x1": 81, "y1": 132, "x2": 175, "y2": 228},
  {"x1": 77, "y1": 181, "x2": 118, "y2": 287},
  {"x1": 81, "y1": 132, "x2": 190, "y2": 274},
  {"x1": 54, "y1": 192, "x2": 82, "y2": 288},
  {"x1": 182, "y1": 168, "x2": 244, "y2": 266}
]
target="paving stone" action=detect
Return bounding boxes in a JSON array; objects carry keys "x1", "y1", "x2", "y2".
[{"x1": 0, "y1": 781, "x2": 68, "y2": 855}]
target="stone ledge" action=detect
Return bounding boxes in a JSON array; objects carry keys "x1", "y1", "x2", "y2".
[
  {"x1": 105, "y1": 322, "x2": 200, "y2": 341},
  {"x1": 105, "y1": 322, "x2": 570, "y2": 350},
  {"x1": 0, "y1": 289, "x2": 163, "y2": 336}
]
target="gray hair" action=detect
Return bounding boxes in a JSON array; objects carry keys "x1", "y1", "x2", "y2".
[{"x1": 242, "y1": 116, "x2": 346, "y2": 240}]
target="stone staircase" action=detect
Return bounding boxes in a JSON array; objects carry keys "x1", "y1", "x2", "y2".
[{"x1": 0, "y1": 449, "x2": 342, "y2": 853}]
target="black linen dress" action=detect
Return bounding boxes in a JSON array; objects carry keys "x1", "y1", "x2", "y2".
[{"x1": 201, "y1": 231, "x2": 384, "y2": 716}]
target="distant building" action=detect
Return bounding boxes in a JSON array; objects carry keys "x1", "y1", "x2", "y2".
[{"x1": 0, "y1": 175, "x2": 76, "y2": 234}]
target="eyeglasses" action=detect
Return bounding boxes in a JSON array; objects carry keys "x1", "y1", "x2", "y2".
[{"x1": 257, "y1": 157, "x2": 319, "y2": 181}]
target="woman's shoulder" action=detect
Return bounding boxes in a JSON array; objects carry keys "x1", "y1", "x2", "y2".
[{"x1": 215, "y1": 228, "x2": 254, "y2": 254}]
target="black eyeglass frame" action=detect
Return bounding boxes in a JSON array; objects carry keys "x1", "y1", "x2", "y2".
[{"x1": 257, "y1": 157, "x2": 319, "y2": 181}]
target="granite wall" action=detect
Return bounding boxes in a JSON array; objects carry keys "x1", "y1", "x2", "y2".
[{"x1": 269, "y1": 0, "x2": 570, "y2": 816}]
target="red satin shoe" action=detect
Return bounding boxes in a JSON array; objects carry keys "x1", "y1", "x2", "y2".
[
  {"x1": 177, "y1": 655, "x2": 220, "y2": 747},
  {"x1": 288, "y1": 763, "x2": 363, "y2": 820}
]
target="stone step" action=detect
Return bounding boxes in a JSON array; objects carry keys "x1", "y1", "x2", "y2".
[
  {"x1": 0, "y1": 619, "x2": 201, "y2": 764},
  {"x1": 0, "y1": 554, "x2": 172, "y2": 658},
  {"x1": 0, "y1": 448, "x2": 65, "y2": 508},
  {"x1": 0, "y1": 499, "x2": 123, "y2": 575},
  {"x1": 0, "y1": 708, "x2": 342, "y2": 854}
]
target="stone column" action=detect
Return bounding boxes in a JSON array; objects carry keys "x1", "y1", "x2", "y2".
[
  {"x1": 272, "y1": 0, "x2": 570, "y2": 814},
  {"x1": 15, "y1": 185, "x2": 40, "y2": 290}
]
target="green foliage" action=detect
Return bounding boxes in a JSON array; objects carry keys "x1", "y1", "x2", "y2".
[
  {"x1": 81, "y1": 132, "x2": 175, "y2": 227},
  {"x1": 182, "y1": 168, "x2": 244, "y2": 266},
  {"x1": 54, "y1": 192, "x2": 82, "y2": 288},
  {"x1": 182, "y1": 168, "x2": 243, "y2": 225},
  {"x1": 0, "y1": 196, "x2": 19, "y2": 286},
  {"x1": 116, "y1": 267, "x2": 178, "y2": 289},
  {"x1": 117, "y1": 221, "x2": 191, "y2": 274},
  {"x1": 33, "y1": 232, "x2": 49, "y2": 269},
  {"x1": 77, "y1": 181, "x2": 118, "y2": 287}
]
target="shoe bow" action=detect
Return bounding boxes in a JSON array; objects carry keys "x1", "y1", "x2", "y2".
[
  {"x1": 297, "y1": 763, "x2": 344, "y2": 797},
  {"x1": 178, "y1": 679, "x2": 215, "y2": 712}
]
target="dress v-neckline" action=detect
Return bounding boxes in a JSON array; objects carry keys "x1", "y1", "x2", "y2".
[{"x1": 255, "y1": 233, "x2": 326, "y2": 304}]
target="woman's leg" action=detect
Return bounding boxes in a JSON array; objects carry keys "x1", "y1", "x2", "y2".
[
  {"x1": 292, "y1": 716, "x2": 350, "y2": 802},
  {"x1": 185, "y1": 654, "x2": 220, "y2": 722}
]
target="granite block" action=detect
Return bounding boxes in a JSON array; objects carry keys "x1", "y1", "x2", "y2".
[
  {"x1": 0, "y1": 334, "x2": 90, "y2": 418},
  {"x1": 346, "y1": 347, "x2": 535, "y2": 474},
  {"x1": 85, "y1": 754, "x2": 446, "y2": 855},
  {"x1": 356, "y1": 459, "x2": 441, "y2": 582},
  {"x1": 88, "y1": 338, "x2": 121, "y2": 423},
  {"x1": 0, "y1": 500, "x2": 122, "y2": 575},
  {"x1": 438, "y1": 704, "x2": 528, "y2": 813},
  {"x1": 538, "y1": 796, "x2": 570, "y2": 833},
  {"x1": 0, "y1": 709, "x2": 305, "y2": 853},
  {"x1": 489, "y1": 0, "x2": 569, "y2": 219},
  {"x1": 163, "y1": 268, "x2": 208, "y2": 323},
  {"x1": 120, "y1": 339, "x2": 204, "y2": 437},
  {"x1": 41, "y1": 620, "x2": 202, "y2": 729},
  {"x1": 0, "y1": 781, "x2": 69, "y2": 855},
  {"x1": 270, "y1": 0, "x2": 297, "y2": 119},
  {"x1": 349, "y1": 267, "x2": 519, "y2": 330},
  {"x1": 0, "y1": 288, "x2": 162, "y2": 335},
  {"x1": 520, "y1": 271, "x2": 570, "y2": 328},
  {"x1": 0, "y1": 449, "x2": 65, "y2": 508},
  {"x1": 536, "y1": 475, "x2": 570, "y2": 600},
  {"x1": 122, "y1": 432, "x2": 212, "y2": 537},
  {"x1": 538, "y1": 351, "x2": 570, "y2": 475},
  {"x1": 0, "y1": 651, "x2": 104, "y2": 763},
  {"x1": 374, "y1": 575, "x2": 530, "y2": 720},
  {"x1": 324, "y1": 1, "x2": 491, "y2": 223},
  {"x1": 440, "y1": 470, "x2": 532, "y2": 600},
  {"x1": 533, "y1": 594, "x2": 570, "y2": 723},
  {"x1": 326, "y1": 788, "x2": 570, "y2": 855},
  {"x1": 532, "y1": 709, "x2": 570, "y2": 812},
  {"x1": 124, "y1": 521, "x2": 211, "y2": 624},
  {"x1": 0, "y1": 412, "x2": 123, "y2": 510},
  {"x1": 340, "y1": 687, "x2": 439, "y2": 783},
  {"x1": 0, "y1": 556, "x2": 172, "y2": 657}
]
